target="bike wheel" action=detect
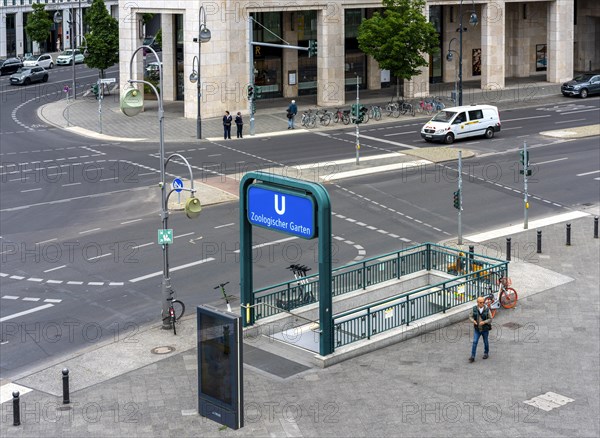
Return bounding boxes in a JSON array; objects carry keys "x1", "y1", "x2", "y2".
[
  {"x1": 171, "y1": 299, "x2": 185, "y2": 320},
  {"x1": 172, "y1": 311, "x2": 177, "y2": 335},
  {"x1": 499, "y1": 288, "x2": 518, "y2": 309},
  {"x1": 362, "y1": 112, "x2": 369, "y2": 123},
  {"x1": 342, "y1": 114, "x2": 350, "y2": 125},
  {"x1": 483, "y1": 297, "x2": 496, "y2": 318},
  {"x1": 374, "y1": 109, "x2": 382, "y2": 121},
  {"x1": 308, "y1": 116, "x2": 316, "y2": 129},
  {"x1": 333, "y1": 113, "x2": 340, "y2": 123},
  {"x1": 392, "y1": 108, "x2": 400, "y2": 118},
  {"x1": 321, "y1": 113, "x2": 331, "y2": 126}
]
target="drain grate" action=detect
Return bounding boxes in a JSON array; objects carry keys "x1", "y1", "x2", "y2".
[
  {"x1": 502, "y1": 322, "x2": 522, "y2": 330},
  {"x1": 151, "y1": 346, "x2": 176, "y2": 355}
]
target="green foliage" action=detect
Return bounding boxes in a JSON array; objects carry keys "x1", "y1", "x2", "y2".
[
  {"x1": 25, "y1": 4, "x2": 53, "y2": 49},
  {"x1": 84, "y1": 0, "x2": 119, "y2": 76},
  {"x1": 155, "y1": 28, "x2": 162, "y2": 47},
  {"x1": 357, "y1": 0, "x2": 439, "y2": 81},
  {"x1": 142, "y1": 13, "x2": 154, "y2": 25}
]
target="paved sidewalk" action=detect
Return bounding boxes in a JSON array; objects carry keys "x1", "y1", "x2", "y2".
[{"x1": 1, "y1": 212, "x2": 598, "y2": 437}]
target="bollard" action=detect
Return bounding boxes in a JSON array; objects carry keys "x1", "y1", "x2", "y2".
[
  {"x1": 468, "y1": 245, "x2": 475, "y2": 259},
  {"x1": 537, "y1": 230, "x2": 542, "y2": 254},
  {"x1": 62, "y1": 368, "x2": 70, "y2": 404},
  {"x1": 594, "y1": 217, "x2": 598, "y2": 239},
  {"x1": 506, "y1": 238, "x2": 511, "y2": 261},
  {"x1": 13, "y1": 391, "x2": 20, "y2": 426},
  {"x1": 566, "y1": 223, "x2": 571, "y2": 246}
]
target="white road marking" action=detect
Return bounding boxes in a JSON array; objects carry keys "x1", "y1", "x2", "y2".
[
  {"x1": 465, "y1": 211, "x2": 590, "y2": 242},
  {"x1": 383, "y1": 131, "x2": 416, "y2": 137},
  {"x1": 22, "y1": 297, "x2": 40, "y2": 302},
  {"x1": 554, "y1": 118, "x2": 586, "y2": 124},
  {"x1": 79, "y1": 228, "x2": 101, "y2": 234},
  {"x1": 535, "y1": 158, "x2": 568, "y2": 165},
  {"x1": 67, "y1": 281, "x2": 84, "y2": 285},
  {"x1": 576, "y1": 170, "x2": 600, "y2": 177},
  {"x1": 131, "y1": 242, "x2": 153, "y2": 249},
  {"x1": 44, "y1": 299, "x2": 63, "y2": 303},
  {"x1": 36, "y1": 238, "x2": 57, "y2": 245},
  {"x1": 10, "y1": 275, "x2": 25, "y2": 280},
  {"x1": 26, "y1": 278, "x2": 43, "y2": 282},
  {"x1": 502, "y1": 115, "x2": 551, "y2": 122},
  {"x1": 0, "y1": 383, "x2": 32, "y2": 404},
  {"x1": 233, "y1": 237, "x2": 298, "y2": 254},
  {"x1": 349, "y1": 133, "x2": 418, "y2": 149},
  {"x1": 43, "y1": 265, "x2": 66, "y2": 273},
  {"x1": 88, "y1": 282, "x2": 104, "y2": 286},
  {"x1": 0, "y1": 303, "x2": 54, "y2": 322},
  {"x1": 175, "y1": 232, "x2": 194, "y2": 239},
  {"x1": 62, "y1": 182, "x2": 81, "y2": 187},
  {"x1": 20, "y1": 188, "x2": 42, "y2": 193},
  {"x1": 215, "y1": 223, "x2": 235, "y2": 229},
  {"x1": 560, "y1": 108, "x2": 600, "y2": 115},
  {"x1": 323, "y1": 159, "x2": 431, "y2": 181},
  {"x1": 46, "y1": 280, "x2": 63, "y2": 284},
  {"x1": 86, "y1": 253, "x2": 112, "y2": 261},
  {"x1": 129, "y1": 257, "x2": 216, "y2": 283},
  {"x1": 2, "y1": 296, "x2": 19, "y2": 300},
  {"x1": 121, "y1": 218, "x2": 143, "y2": 225}
]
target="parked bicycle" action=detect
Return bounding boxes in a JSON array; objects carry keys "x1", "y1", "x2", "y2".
[
  {"x1": 276, "y1": 264, "x2": 315, "y2": 311},
  {"x1": 316, "y1": 108, "x2": 332, "y2": 126},
  {"x1": 162, "y1": 288, "x2": 185, "y2": 335},
  {"x1": 484, "y1": 277, "x2": 518, "y2": 318},
  {"x1": 417, "y1": 98, "x2": 435, "y2": 115},
  {"x1": 333, "y1": 107, "x2": 350, "y2": 124},
  {"x1": 369, "y1": 105, "x2": 382, "y2": 121},
  {"x1": 300, "y1": 109, "x2": 316, "y2": 128},
  {"x1": 397, "y1": 98, "x2": 415, "y2": 117},
  {"x1": 385, "y1": 98, "x2": 400, "y2": 118}
]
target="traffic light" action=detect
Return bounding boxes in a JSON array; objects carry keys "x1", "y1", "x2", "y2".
[
  {"x1": 351, "y1": 104, "x2": 362, "y2": 124},
  {"x1": 247, "y1": 85, "x2": 254, "y2": 99},
  {"x1": 453, "y1": 190, "x2": 461, "y2": 210},
  {"x1": 91, "y1": 83, "x2": 99, "y2": 99},
  {"x1": 254, "y1": 85, "x2": 262, "y2": 99},
  {"x1": 519, "y1": 150, "x2": 532, "y2": 175},
  {"x1": 308, "y1": 39, "x2": 318, "y2": 57}
]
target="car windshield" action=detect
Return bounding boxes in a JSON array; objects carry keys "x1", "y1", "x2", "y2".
[
  {"x1": 573, "y1": 74, "x2": 593, "y2": 82},
  {"x1": 431, "y1": 111, "x2": 457, "y2": 122},
  {"x1": 15, "y1": 68, "x2": 31, "y2": 74},
  {"x1": 25, "y1": 55, "x2": 37, "y2": 61},
  {"x1": 60, "y1": 50, "x2": 74, "y2": 56}
]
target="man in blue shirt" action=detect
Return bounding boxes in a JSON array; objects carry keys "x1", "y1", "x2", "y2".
[{"x1": 287, "y1": 100, "x2": 297, "y2": 129}]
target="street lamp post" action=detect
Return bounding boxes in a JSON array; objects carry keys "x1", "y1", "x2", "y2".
[
  {"x1": 190, "y1": 5, "x2": 211, "y2": 140},
  {"x1": 446, "y1": 38, "x2": 458, "y2": 103},
  {"x1": 447, "y1": 0, "x2": 478, "y2": 106},
  {"x1": 122, "y1": 45, "x2": 202, "y2": 328}
]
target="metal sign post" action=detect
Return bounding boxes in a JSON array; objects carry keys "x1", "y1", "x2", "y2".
[
  {"x1": 355, "y1": 75, "x2": 360, "y2": 165},
  {"x1": 458, "y1": 150, "x2": 463, "y2": 245},
  {"x1": 523, "y1": 141, "x2": 529, "y2": 229}
]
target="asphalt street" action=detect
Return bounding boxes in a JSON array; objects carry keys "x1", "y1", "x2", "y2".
[{"x1": 1, "y1": 63, "x2": 599, "y2": 379}]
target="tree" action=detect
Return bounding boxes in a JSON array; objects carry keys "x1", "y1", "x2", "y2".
[
  {"x1": 357, "y1": 0, "x2": 439, "y2": 96},
  {"x1": 25, "y1": 4, "x2": 53, "y2": 53},
  {"x1": 84, "y1": 0, "x2": 119, "y2": 78}
]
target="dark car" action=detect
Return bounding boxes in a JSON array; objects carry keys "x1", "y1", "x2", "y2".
[
  {"x1": 0, "y1": 57, "x2": 24, "y2": 76},
  {"x1": 561, "y1": 73, "x2": 600, "y2": 98},
  {"x1": 10, "y1": 66, "x2": 49, "y2": 85}
]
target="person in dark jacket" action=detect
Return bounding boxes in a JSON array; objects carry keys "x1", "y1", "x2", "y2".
[
  {"x1": 287, "y1": 100, "x2": 297, "y2": 129},
  {"x1": 235, "y1": 112, "x2": 243, "y2": 138},
  {"x1": 223, "y1": 111, "x2": 232, "y2": 139},
  {"x1": 468, "y1": 296, "x2": 492, "y2": 362}
]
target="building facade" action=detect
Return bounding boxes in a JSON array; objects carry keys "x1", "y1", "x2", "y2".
[{"x1": 0, "y1": 0, "x2": 118, "y2": 57}]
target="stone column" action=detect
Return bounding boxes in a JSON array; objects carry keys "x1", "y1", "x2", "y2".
[
  {"x1": 481, "y1": 1, "x2": 505, "y2": 90},
  {"x1": 161, "y1": 13, "x2": 175, "y2": 102},
  {"x1": 282, "y1": 12, "x2": 298, "y2": 98},
  {"x1": 118, "y1": 8, "x2": 144, "y2": 101},
  {"x1": 547, "y1": 0, "x2": 573, "y2": 83},
  {"x1": 15, "y1": 11, "x2": 23, "y2": 57},
  {"x1": 405, "y1": 1, "x2": 430, "y2": 98},
  {"x1": 317, "y1": 6, "x2": 344, "y2": 107},
  {"x1": 367, "y1": 55, "x2": 381, "y2": 90}
]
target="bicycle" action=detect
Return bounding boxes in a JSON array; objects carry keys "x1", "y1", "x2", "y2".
[
  {"x1": 316, "y1": 108, "x2": 331, "y2": 126},
  {"x1": 333, "y1": 107, "x2": 348, "y2": 124},
  {"x1": 385, "y1": 98, "x2": 400, "y2": 118},
  {"x1": 369, "y1": 105, "x2": 382, "y2": 121},
  {"x1": 484, "y1": 277, "x2": 518, "y2": 318},
  {"x1": 397, "y1": 98, "x2": 415, "y2": 117},
  {"x1": 162, "y1": 289, "x2": 185, "y2": 335},
  {"x1": 214, "y1": 281, "x2": 236, "y2": 312},
  {"x1": 418, "y1": 98, "x2": 435, "y2": 116},
  {"x1": 300, "y1": 109, "x2": 317, "y2": 128}
]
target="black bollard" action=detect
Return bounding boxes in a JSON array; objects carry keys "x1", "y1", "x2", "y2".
[
  {"x1": 566, "y1": 223, "x2": 571, "y2": 246},
  {"x1": 13, "y1": 391, "x2": 20, "y2": 426},
  {"x1": 537, "y1": 230, "x2": 542, "y2": 254},
  {"x1": 468, "y1": 245, "x2": 475, "y2": 259},
  {"x1": 506, "y1": 238, "x2": 511, "y2": 261},
  {"x1": 62, "y1": 368, "x2": 70, "y2": 404},
  {"x1": 594, "y1": 217, "x2": 598, "y2": 239}
]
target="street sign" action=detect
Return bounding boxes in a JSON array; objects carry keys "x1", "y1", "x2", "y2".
[
  {"x1": 158, "y1": 229, "x2": 173, "y2": 245},
  {"x1": 100, "y1": 78, "x2": 116, "y2": 84},
  {"x1": 247, "y1": 185, "x2": 316, "y2": 239},
  {"x1": 172, "y1": 178, "x2": 184, "y2": 193},
  {"x1": 63, "y1": 85, "x2": 70, "y2": 93}
]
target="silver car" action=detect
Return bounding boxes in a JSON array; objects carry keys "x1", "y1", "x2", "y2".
[
  {"x1": 56, "y1": 49, "x2": 85, "y2": 66},
  {"x1": 10, "y1": 66, "x2": 49, "y2": 85}
]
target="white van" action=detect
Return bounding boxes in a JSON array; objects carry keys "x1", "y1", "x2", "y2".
[{"x1": 420, "y1": 104, "x2": 501, "y2": 144}]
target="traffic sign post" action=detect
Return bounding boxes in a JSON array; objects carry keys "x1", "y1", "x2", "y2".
[{"x1": 240, "y1": 171, "x2": 333, "y2": 356}]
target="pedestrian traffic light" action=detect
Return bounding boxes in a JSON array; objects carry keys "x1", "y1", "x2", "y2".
[
  {"x1": 254, "y1": 86, "x2": 262, "y2": 99},
  {"x1": 308, "y1": 40, "x2": 317, "y2": 57},
  {"x1": 91, "y1": 83, "x2": 99, "y2": 98},
  {"x1": 519, "y1": 150, "x2": 532, "y2": 175},
  {"x1": 351, "y1": 104, "x2": 362, "y2": 124},
  {"x1": 247, "y1": 85, "x2": 254, "y2": 99},
  {"x1": 453, "y1": 190, "x2": 461, "y2": 210}
]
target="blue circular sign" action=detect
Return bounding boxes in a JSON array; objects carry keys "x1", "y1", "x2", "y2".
[{"x1": 172, "y1": 178, "x2": 184, "y2": 193}]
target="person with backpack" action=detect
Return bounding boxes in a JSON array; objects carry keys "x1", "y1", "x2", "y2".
[
  {"x1": 468, "y1": 296, "x2": 492, "y2": 362},
  {"x1": 287, "y1": 100, "x2": 297, "y2": 129},
  {"x1": 222, "y1": 110, "x2": 232, "y2": 139},
  {"x1": 235, "y1": 112, "x2": 243, "y2": 138}
]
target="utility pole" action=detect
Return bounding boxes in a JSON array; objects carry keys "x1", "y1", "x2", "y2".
[
  {"x1": 523, "y1": 141, "x2": 529, "y2": 229},
  {"x1": 355, "y1": 74, "x2": 360, "y2": 165},
  {"x1": 457, "y1": 150, "x2": 463, "y2": 245}
]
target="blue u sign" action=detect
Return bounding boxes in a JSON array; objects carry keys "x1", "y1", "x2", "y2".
[{"x1": 247, "y1": 185, "x2": 316, "y2": 239}]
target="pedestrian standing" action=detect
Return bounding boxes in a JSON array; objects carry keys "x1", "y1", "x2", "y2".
[
  {"x1": 223, "y1": 110, "x2": 232, "y2": 139},
  {"x1": 235, "y1": 112, "x2": 243, "y2": 138},
  {"x1": 468, "y1": 296, "x2": 492, "y2": 362},
  {"x1": 287, "y1": 100, "x2": 297, "y2": 129}
]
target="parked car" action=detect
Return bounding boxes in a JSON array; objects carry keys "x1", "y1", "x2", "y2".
[
  {"x1": 145, "y1": 61, "x2": 162, "y2": 80},
  {"x1": 561, "y1": 73, "x2": 600, "y2": 98},
  {"x1": 9, "y1": 66, "x2": 49, "y2": 85},
  {"x1": 23, "y1": 53, "x2": 54, "y2": 69},
  {"x1": 0, "y1": 57, "x2": 23, "y2": 76},
  {"x1": 56, "y1": 49, "x2": 85, "y2": 66}
]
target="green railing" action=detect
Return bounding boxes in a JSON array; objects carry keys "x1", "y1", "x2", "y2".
[
  {"x1": 333, "y1": 264, "x2": 508, "y2": 349},
  {"x1": 253, "y1": 243, "x2": 505, "y2": 322}
]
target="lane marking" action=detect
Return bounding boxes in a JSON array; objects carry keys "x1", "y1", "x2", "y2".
[
  {"x1": 215, "y1": 223, "x2": 235, "y2": 229},
  {"x1": 561, "y1": 108, "x2": 600, "y2": 115},
  {"x1": 43, "y1": 265, "x2": 66, "y2": 273},
  {"x1": 131, "y1": 242, "x2": 153, "y2": 249},
  {"x1": 174, "y1": 232, "x2": 194, "y2": 239},
  {"x1": 62, "y1": 182, "x2": 82, "y2": 187},
  {"x1": 86, "y1": 253, "x2": 112, "y2": 261},
  {"x1": 36, "y1": 238, "x2": 57, "y2": 245},
  {"x1": 44, "y1": 299, "x2": 62, "y2": 303},
  {"x1": 121, "y1": 218, "x2": 143, "y2": 225},
  {"x1": 79, "y1": 228, "x2": 101, "y2": 234},
  {"x1": 233, "y1": 237, "x2": 298, "y2": 253},
  {"x1": 67, "y1": 281, "x2": 83, "y2": 285},
  {"x1": 465, "y1": 211, "x2": 590, "y2": 242},
  {"x1": 22, "y1": 297, "x2": 40, "y2": 302},
  {"x1": 322, "y1": 159, "x2": 431, "y2": 181},
  {"x1": 129, "y1": 257, "x2": 216, "y2": 283},
  {"x1": 576, "y1": 170, "x2": 600, "y2": 176},
  {"x1": 88, "y1": 282, "x2": 104, "y2": 286},
  {"x1": 554, "y1": 118, "x2": 586, "y2": 124},
  {"x1": 2, "y1": 296, "x2": 19, "y2": 300},
  {"x1": 0, "y1": 303, "x2": 54, "y2": 323},
  {"x1": 536, "y1": 158, "x2": 568, "y2": 165},
  {"x1": 20, "y1": 188, "x2": 42, "y2": 193},
  {"x1": 348, "y1": 133, "x2": 418, "y2": 149},
  {"x1": 502, "y1": 115, "x2": 551, "y2": 122},
  {"x1": 290, "y1": 152, "x2": 405, "y2": 170}
]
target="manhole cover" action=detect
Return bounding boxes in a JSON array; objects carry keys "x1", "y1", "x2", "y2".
[
  {"x1": 502, "y1": 322, "x2": 522, "y2": 330},
  {"x1": 151, "y1": 346, "x2": 176, "y2": 355}
]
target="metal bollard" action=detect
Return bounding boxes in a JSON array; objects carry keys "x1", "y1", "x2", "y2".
[
  {"x1": 62, "y1": 368, "x2": 70, "y2": 404},
  {"x1": 594, "y1": 216, "x2": 598, "y2": 239},
  {"x1": 537, "y1": 230, "x2": 542, "y2": 254},
  {"x1": 468, "y1": 245, "x2": 475, "y2": 259},
  {"x1": 566, "y1": 223, "x2": 571, "y2": 246},
  {"x1": 13, "y1": 391, "x2": 20, "y2": 426},
  {"x1": 506, "y1": 238, "x2": 511, "y2": 261}
]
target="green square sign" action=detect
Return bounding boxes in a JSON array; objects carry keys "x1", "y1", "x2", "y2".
[{"x1": 158, "y1": 229, "x2": 173, "y2": 244}]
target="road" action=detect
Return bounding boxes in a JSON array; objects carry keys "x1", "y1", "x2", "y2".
[{"x1": 1, "y1": 64, "x2": 598, "y2": 378}]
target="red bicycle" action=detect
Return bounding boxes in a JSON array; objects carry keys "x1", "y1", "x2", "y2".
[{"x1": 484, "y1": 277, "x2": 518, "y2": 318}]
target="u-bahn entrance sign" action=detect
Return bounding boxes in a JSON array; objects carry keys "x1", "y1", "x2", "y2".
[{"x1": 240, "y1": 172, "x2": 333, "y2": 356}]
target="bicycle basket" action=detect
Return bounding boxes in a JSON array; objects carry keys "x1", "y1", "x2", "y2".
[{"x1": 498, "y1": 277, "x2": 512, "y2": 287}]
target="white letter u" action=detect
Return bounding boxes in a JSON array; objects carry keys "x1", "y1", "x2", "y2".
[{"x1": 274, "y1": 194, "x2": 286, "y2": 215}]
